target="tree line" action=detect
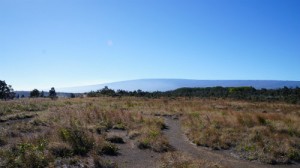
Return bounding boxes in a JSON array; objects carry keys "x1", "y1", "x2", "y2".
[
  {"x1": 29, "y1": 87, "x2": 57, "y2": 99},
  {"x1": 0, "y1": 80, "x2": 58, "y2": 100},
  {"x1": 87, "y1": 86, "x2": 300, "y2": 104},
  {"x1": 1, "y1": 80, "x2": 299, "y2": 104}
]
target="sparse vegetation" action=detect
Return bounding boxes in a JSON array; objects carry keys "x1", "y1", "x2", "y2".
[
  {"x1": 87, "y1": 86, "x2": 300, "y2": 104},
  {"x1": 181, "y1": 99, "x2": 300, "y2": 164},
  {"x1": 161, "y1": 152, "x2": 222, "y2": 168},
  {"x1": 59, "y1": 125, "x2": 94, "y2": 156},
  {"x1": 0, "y1": 139, "x2": 52, "y2": 168},
  {"x1": 0, "y1": 96, "x2": 299, "y2": 167}
]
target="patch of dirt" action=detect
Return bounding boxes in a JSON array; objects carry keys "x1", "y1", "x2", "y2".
[{"x1": 103, "y1": 129, "x2": 162, "y2": 168}]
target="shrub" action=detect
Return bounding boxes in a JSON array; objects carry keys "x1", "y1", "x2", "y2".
[
  {"x1": 152, "y1": 137, "x2": 174, "y2": 152},
  {"x1": 48, "y1": 142, "x2": 73, "y2": 158},
  {"x1": 93, "y1": 155, "x2": 118, "y2": 168},
  {"x1": 95, "y1": 122, "x2": 113, "y2": 134},
  {"x1": 59, "y1": 127, "x2": 94, "y2": 156},
  {"x1": 0, "y1": 135, "x2": 6, "y2": 146},
  {"x1": 112, "y1": 123, "x2": 126, "y2": 130},
  {"x1": 137, "y1": 138, "x2": 151, "y2": 149},
  {"x1": 1, "y1": 140, "x2": 51, "y2": 168},
  {"x1": 256, "y1": 115, "x2": 267, "y2": 125},
  {"x1": 288, "y1": 149, "x2": 300, "y2": 161},
  {"x1": 98, "y1": 121, "x2": 113, "y2": 131},
  {"x1": 106, "y1": 136, "x2": 124, "y2": 144},
  {"x1": 237, "y1": 114, "x2": 255, "y2": 127},
  {"x1": 99, "y1": 142, "x2": 119, "y2": 156}
]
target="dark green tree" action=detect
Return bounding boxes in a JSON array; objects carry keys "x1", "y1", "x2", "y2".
[
  {"x1": 30, "y1": 89, "x2": 40, "y2": 98},
  {"x1": 49, "y1": 87, "x2": 57, "y2": 100},
  {"x1": 99, "y1": 86, "x2": 115, "y2": 96},
  {"x1": 40, "y1": 91, "x2": 45, "y2": 97},
  {"x1": 70, "y1": 93, "x2": 76, "y2": 98},
  {"x1": 0, "y1": 80, "x2": 15, "y2": 100}
]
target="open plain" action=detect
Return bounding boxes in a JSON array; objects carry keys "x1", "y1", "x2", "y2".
[{"x1": 0, "y1": 97, "x2": 299, "y2": 167}]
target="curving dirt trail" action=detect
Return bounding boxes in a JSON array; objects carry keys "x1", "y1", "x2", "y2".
[{"x1": 163, "y1": 117, "x2": 299, "y2": 168}]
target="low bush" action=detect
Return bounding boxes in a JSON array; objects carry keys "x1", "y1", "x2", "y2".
[
  {"x1": 59, "y1": 126, "x2": 94, "y2": 156},
  {"x1": 106, "y1": 136, "x2": 124, "y2": 144},
  {"x1": 93, "y1": 155, "x2": 118, "y2": 168},
  {"x1": 0, "y1": 135, "x2": 6, "y2": 146},
  {"x1": 1, "y1": 140, "x2": 51, "y2": 168},
  {"x1": 48, "y1": 142, "x2": 73, "y2": 158},
  {"x1": 99, "y1": 142, "x2": 119, "y2": 156},
  {"x1": 137, "y1": 138, "x2": 151, "y2": 150}
]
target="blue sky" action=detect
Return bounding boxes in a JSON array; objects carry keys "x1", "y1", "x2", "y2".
[{"x1": 1, "y1": 0, "x2": 299, "y2": 90}]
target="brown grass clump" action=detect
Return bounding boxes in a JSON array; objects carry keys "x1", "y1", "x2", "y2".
[
  {"x1": 58, "y1": 125, "x2": 94, "y2": 156},
  {"x1": 181, "y1": 99, "x2": 300, "y2": 164},
  {"x1": 160, "y1": 152, "x2": 223, "y2": 168},
  {"x1": 93, "y1": 155, "x2": 118, "y2": 168},
  {"x1": 0, "y1": 133, "x2": 7, "y2": 146},
  {"x1": 48, "y1": 142, "x2": 73, "y2": 158},
  {"x1": 137, "y1": 117, "x2": 173, "y2": 152},
  {"x1": 98, "y1": 142, "x2": 119, "y2": 156}
]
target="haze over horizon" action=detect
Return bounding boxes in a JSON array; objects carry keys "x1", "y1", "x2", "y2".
[{"x1": 1, "y1": 0, "x2": 299, "y2": 90}]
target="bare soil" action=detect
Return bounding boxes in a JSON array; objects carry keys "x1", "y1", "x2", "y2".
[{"x1": 103, "y1": 129, "x2": 162, "y2": 168}]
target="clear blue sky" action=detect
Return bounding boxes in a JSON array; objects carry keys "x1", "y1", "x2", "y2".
[{"x1": 1, "y1": 0, "x2": 299, "y2": 90}]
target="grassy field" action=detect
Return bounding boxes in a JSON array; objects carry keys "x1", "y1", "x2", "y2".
[{"x1": 0, "y1": 97, "x2": 299, "y2": 167}]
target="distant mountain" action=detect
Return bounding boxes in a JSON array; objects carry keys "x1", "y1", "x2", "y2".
[{"x1": 56, "y1": 79, "x2": 300, "y2": 93}]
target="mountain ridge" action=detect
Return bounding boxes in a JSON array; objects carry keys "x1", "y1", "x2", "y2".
[{"x1": 55, "y1": 79, "x2": 300, "y2": 93}]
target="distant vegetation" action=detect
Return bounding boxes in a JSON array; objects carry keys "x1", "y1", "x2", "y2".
[
  {"x1": 1, "y1": 79, "x2": 300, "y2": 104},
  {"x1": 30, "y1": 87, "x2": 57, "y2": 99},
  {"x1": 87, "y1": 86, "x2": 300, "y2": 104},
  {"x1": 30, "y1": 89, "x2": 41, "y2": 98},
  {"x1": 0, "y1": 80, "x2": 15, "y2": 100},
  {"x1": 0, "y1": 80, "x2": 65, "y2": 100},
  {"x1": 0, "y1": 97, "x2": 299, "y2": 166},
  {"x1": 49, "y1": 87, "x2": 57, "y2": 100}
]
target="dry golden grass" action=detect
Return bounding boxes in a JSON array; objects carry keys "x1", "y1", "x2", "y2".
[
  {"x1": 179, "y1": 99, "x2": 300, "y2": 164},
  {"x1": 0, "y1": 97, "x2": 171, "y2": 167},
  {"x1": 0, "y1": 97, "x2": 299, "y2": 167},
  {"x1": 161, "y1": 152, "x2": 223, "y2": 168}
]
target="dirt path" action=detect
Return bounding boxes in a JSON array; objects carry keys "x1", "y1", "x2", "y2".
[
  {"x1": 103, "y1": 130, "x2": 162, "y2": 168},
  {"x1": 163, "y1": 117, "x2": 299, "y2": 168}
]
